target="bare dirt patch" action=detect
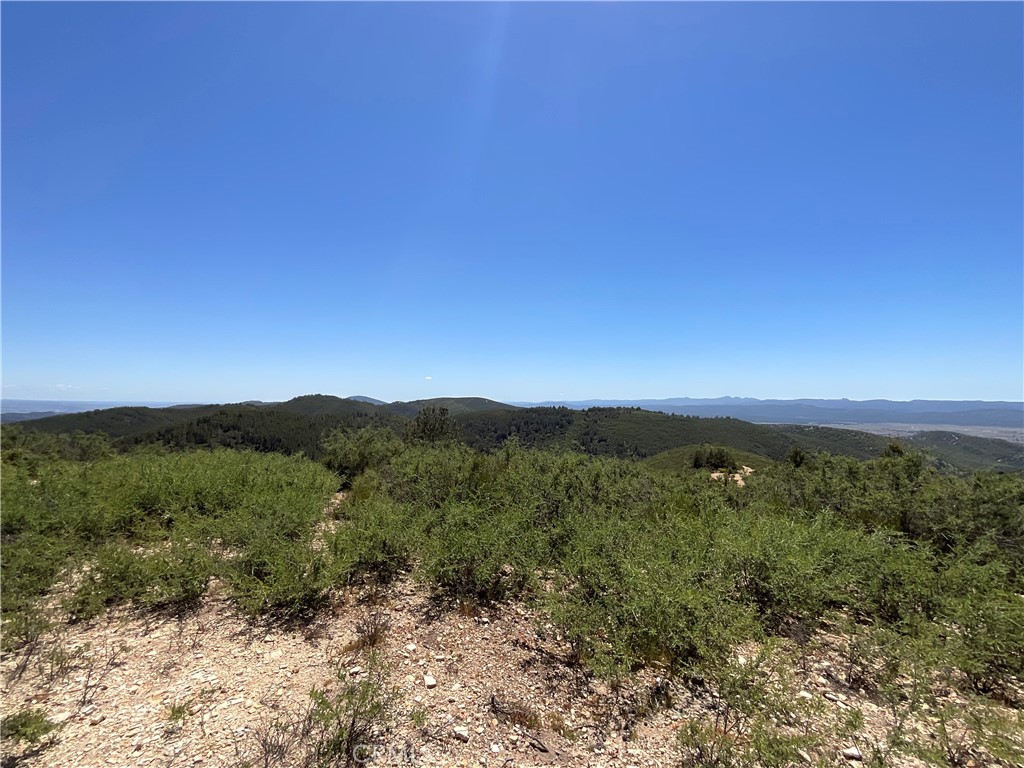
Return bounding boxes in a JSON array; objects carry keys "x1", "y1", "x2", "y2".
[{"x1": 2, "y1": 577, "x2": 1015, "y2": 768}]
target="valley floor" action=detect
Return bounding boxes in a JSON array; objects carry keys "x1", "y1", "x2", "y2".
[{"x1": 817, "y1": 423, "x2": 1024, "y2": 444}]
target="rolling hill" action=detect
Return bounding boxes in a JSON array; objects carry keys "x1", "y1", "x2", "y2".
[
  {"x1": 8, "y1": 396, "x2": 1023, "y2": 472},
  {"x1": 273, "y1": 394, "x2": 387, "y2": 418},
  {"x1": 642, "y1": 444, "x2": 777, "y2": 474},
  {"x1": 14, "y1": 404, "x2": 231, "y2": 437},
  {"x1": 907, "y1": 431, "x2": 1024, "y2": 472},
  {"x1": 456, "y1": 407, "x2": 893, "y2": 462},
  {"x1": 384, "y1": 397, "x2": 518, "y2": 418}
]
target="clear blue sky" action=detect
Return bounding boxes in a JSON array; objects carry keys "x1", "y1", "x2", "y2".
[{"x1": 3, "y1": 2, "x2": 1022, "y2": 403}]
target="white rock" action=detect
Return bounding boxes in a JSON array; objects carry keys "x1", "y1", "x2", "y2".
[
  {"x1": 424, "y1": 674, "x2": 437, "y2": 688},
  {"x1": 453, "y1": 726, "x2": 471, "y2": 742},
  {"x1": 491, "y1": 743, "x2": 501, "y2": 753},
  {"x1": 841, "y1": 747, "x2": 863, "y2": 761}
]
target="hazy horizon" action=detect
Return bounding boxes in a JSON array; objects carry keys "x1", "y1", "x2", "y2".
[
  {"x1": 4, "y1": 393, "x2": 1022, "y2": 411},
  {"x1": 3, "y1": 4, "x2": 1022, "y2": 404}
]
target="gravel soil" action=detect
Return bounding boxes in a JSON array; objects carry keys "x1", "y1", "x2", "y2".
[{"x1": 1, "y1": 574, "x2": 1013, "y2": 768}]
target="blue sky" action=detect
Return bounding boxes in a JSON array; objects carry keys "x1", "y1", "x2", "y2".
[{"x1": 3, "y1": 2, "x2": 1022, "y2": 403}]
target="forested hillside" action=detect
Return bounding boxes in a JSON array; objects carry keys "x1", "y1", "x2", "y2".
[
  {"x1": 10, "y1": 396, "x2": 1024, "y2": 472},
  {"x1": 907, "y1": 431, "x2": 1024, "y2": 472},
  {"x1": 385, "y1": 397, "x2": 519, "y2": 418},
  {"x1": 15, "y1": 404, "x2": 229, "y2": 437}
]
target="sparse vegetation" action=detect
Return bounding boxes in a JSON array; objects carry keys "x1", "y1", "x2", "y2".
[
  {"x1": 677, "y1": 645, "x2": 815, "y2": 768},
  {"x1": 235, "y1": 652, "x2": 397, "y2": 768}
]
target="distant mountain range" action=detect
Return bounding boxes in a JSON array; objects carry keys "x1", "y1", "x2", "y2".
[
  {"x1": 1, "y1": 399, "x2": 186, "y2": 423},
  {"x1": 512, "y1": 398, "x2": 1024, "y2": 429}
]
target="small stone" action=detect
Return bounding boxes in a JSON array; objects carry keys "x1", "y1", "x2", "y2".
[
  {"x1": 796, "y1": 690, "x2": 813, "y2": 700},
  {"x1": 798, "y1": 749, "x2": 813, "y2": 763},
  {"x1": 89, "y1": 714, "x2": 106, "y2": 726},
  {"x1": 453, "y1": 725, "x2": 471, "y2": 742},
  {"x1": 491, "y1": 743, "x2": 501, "y2": 753},
  {"x1": 841, "y1": 747, "x2": 863, "y2": 761},
  {"x1": 424, "y1": 674, "x2": 437, "y2": 688},
  {"x1": 405, "y1": 644, "x2": 417, "y2": 652},
  {"x1": 348, "y1": 666, "x2": 362, "y2": 676}
]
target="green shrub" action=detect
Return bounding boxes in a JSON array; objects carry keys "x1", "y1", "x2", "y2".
[
  {"x1": 1, "y1": 708, "x2": 58, "y2": 745},
  {"x1": 225, "y1": 536, "x2": 334, "y2": 618},
  {"x1": 66, "y1": 540, "x2": 214, "y2": 621},
  {"x1": 417, "y1": 500, "x2": 541, "y2": 602},
  {"x1": 331, "y1": 497, "x2": 414, "y2": 582},
  {"x1": 945, "y1": 589, "x2": 1024, "y2": 693},
  {"x1": 321, "y1": 427, "x2": 404, "y2": 483},
  {"x1": 3, "y1": 449, "x2": 339, "y2": 623}
]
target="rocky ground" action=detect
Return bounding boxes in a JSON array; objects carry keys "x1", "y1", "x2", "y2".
[{"x1": 6, "y1": 568, "x2": 1007, "y2": 768}]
